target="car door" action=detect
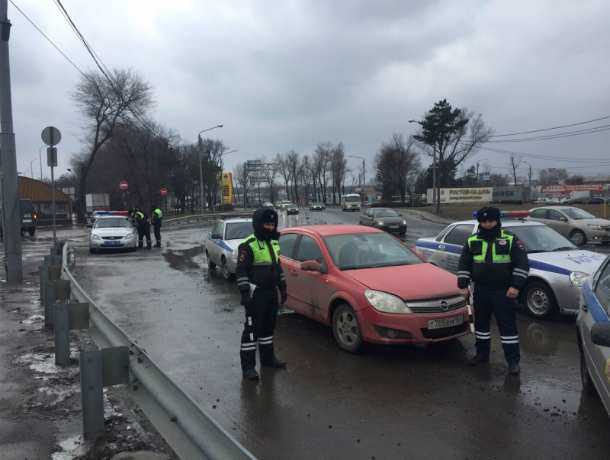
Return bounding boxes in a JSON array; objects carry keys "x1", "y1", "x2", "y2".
[
  {"x1": 360, "y1": 209, "x2": 373, "y2": 226},
  {"x1": 208, "y1": 221, "x2": 223, "y2": 265},
  {"x1": 546, "y1": 209, "x2": 571, "y2": 238},
  {"x1": 278, "y1": 233, "x2": 304, "y2": 311},
  {"x1": 292, "y1": 235, "x2": 333, "y2": 322},
  {"x1": 581, "y1": 259, "x2": 610, "y2": 410},
  {"x1": 439, "y1": 224, "x2": 475, "y2": 273}
]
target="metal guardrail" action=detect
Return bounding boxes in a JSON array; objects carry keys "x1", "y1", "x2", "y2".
[
  {"x1": 164, "y1": 212, "x2": 252, "y2": 227},
  {"x1": 61, "y1": 242, "x2": 256, "y2": 460}
]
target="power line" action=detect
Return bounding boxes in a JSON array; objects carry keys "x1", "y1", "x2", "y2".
[
  {"x1": 8, "y1": 0, "x2": 87, "y2": 77},
  {"x1": 490, "y1": 114, "x2": 610, "y2": 138},
  {"x1": 488, "y1": 123, "x2": 610, "y2": 143},
  {"x1": 478, "y1": 146, "x2": 606, "y2": 163}
]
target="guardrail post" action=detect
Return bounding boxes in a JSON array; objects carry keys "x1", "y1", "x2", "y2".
[
  {"x1": 55, "y1": 302, "x2": 90, "y2": 366},
  {"x1": 80, "y1": 345, "x2": 105, "y2": 440},
  {"x1": 45, "y1": 275, "x2": 69, "y2": 330},
  {"x1": 79, "y1": 344, "x2": 129, "y2": 440}
]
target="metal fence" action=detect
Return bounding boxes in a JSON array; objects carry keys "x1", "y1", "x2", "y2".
[{"x1": 59, "y1": 242, "x2": 255, "y2": 460}]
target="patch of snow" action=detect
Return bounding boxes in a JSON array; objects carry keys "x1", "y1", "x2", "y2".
[
  {"x1": 37, "y1": 385, "x2": 79, "y2": 407},
  {"x1": 51, "y1": 434, "x2": 89, "y2": 460},
  {"x1": 15, "y1": 352, "x2": 60, "y2": 374},
  {"x1": 22, "y1": 314, "x2": 44, "y2": 325}
]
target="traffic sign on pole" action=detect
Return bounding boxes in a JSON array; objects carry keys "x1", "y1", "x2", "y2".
[
  {"x1": 41, "y1": 126, "x2": 62, "y2": 146},
  {"x1": 119, "y1": 180, "x2": 129, "y2": 191},
  {"x1": 40, "y1": 126, "x2": 61, "y2": 246},
  {"x1": 160, "y1": 187, "x2": 168, "y2": 197}
]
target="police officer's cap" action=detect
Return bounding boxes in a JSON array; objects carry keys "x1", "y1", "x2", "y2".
[{"x1": 476, "y1": 206, "x2": 501, "y2": 222}]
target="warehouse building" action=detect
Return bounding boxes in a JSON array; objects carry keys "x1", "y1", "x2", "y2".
[{"x1": 18, "y1": 176, "x2": 72, "y2": 225}]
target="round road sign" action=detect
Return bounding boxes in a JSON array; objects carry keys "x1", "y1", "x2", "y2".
[
  {"x1": 160, "y1": 187, "x2": 168, "y2": 197},
  {"x1": 119, "y1": 180, "x2": 129, "y2": 191},
  {"x1": 41, "y1": 126, "x2": 62, "y2": 146}
]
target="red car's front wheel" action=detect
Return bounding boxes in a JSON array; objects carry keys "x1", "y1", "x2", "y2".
[{"x1": 332, "y1": 303, "x2": 363, "y2": 353}]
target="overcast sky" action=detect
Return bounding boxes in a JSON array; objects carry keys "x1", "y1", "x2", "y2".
[{"x1": 8, "y1": 0, "x2": 610, "y2": 184}]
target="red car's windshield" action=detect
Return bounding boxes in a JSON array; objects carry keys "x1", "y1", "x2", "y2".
[{"x1": 324, "y1": 233, "x2": 421, "y2": 270}]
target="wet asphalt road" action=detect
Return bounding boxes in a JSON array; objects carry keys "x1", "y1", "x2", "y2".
[{"x1": 12, "y1": 215, "x2": 610, "y2": 459}]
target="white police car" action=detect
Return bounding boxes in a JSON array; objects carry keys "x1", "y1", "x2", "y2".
[
  {"x1": 416, "y1": 212, "x2": 607, "y2": 318},
  {"x1": 577, "y1": 256, "x2": 610, "y2": 415},
  {"x1": 204, "y1": 218, "x2": 252, "y2": 279},
  {"x1": 89, "y1": 214, "x2": 137, "y2": 253}
]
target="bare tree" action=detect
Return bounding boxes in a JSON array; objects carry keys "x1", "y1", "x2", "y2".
[
  {"x1": 275, "y1": 153, "x2": 291, "y2": 201},
  {"x1": 286, "y1": 151, "x2": 300, "y2": 203},
  {"x1": 376, "y1": 134, "x2": 420, "y2": 202},
  {"x1": 314, "y1": 143, "x2": 332, "y2": 203},
  {"x1": 509, "y1": 154, "x2": 522, "y2": 185},
  {"x1": 234, "y1": 162, "x2": 249, "y2": 207},
  {"x1": 330, "y1": 143, "x2": 347, "y2": 204},
  {"x1": 73, "y1": 69, "x2": 153, "y2": 219}
]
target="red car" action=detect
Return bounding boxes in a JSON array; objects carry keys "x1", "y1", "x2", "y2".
[{"x1": 279, "y1": 225, "x2": 470, "y2": 352}]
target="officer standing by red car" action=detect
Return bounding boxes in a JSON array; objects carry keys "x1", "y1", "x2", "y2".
[
  {"x1": 236, "y1": 207, "x2": 288, "y2": 381},
  {"x1": 457, "y1": 206, "x2": 529, "y2": 375}
]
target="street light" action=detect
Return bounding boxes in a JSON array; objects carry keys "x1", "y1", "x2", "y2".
[{"x1": 197, "y1": 124, "x2": 223, "y2": 211}]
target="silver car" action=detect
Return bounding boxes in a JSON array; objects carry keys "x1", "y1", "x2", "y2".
[
  {"x1": 204, "y1": 218, "x2": 252, "y2": 279},
  {"x1": 577, "y1": 256, "x2": 610, "y2": 415},
  {"x1": 89, "y1": 216, "x2": 137, "y2": 253},
  {"x1": 529, "y1": 206, "x2": 610, "y2": 246},
  {"x1": 416, "y1": 219, "x2": 607, "y2": 318}
]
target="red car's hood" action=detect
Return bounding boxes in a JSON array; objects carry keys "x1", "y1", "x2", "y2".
[{"x1": 344, "y1": 263, "x2": 460, "y2": 301}]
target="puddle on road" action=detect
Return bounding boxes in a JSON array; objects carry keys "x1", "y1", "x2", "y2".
[{"x1": 163, "y1": 246, "x2": 203, "y2": 271}]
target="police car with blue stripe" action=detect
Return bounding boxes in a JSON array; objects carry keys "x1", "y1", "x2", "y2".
[
  {"x1": 205, "y1": 218, "x2": 252, "y2": 279},
  {"x1": 578, "y1": 256, "x2": 610, "y2": 415},
  {"x1": 415, "y1": 211, "x2": 607, "y2": 318}
]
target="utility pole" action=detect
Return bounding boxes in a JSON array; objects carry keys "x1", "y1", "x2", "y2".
[
  {"x1": 0, "y1": 0, "x2": 22, "y2": 283},
  {"x1": 432, "y1": 148, "x2": 439, "y2": 215}
]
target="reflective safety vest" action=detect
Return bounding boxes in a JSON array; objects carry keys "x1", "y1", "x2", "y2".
[
  {"x1": 467, "y1": 230, "x2": 514, "y2": 264},
  {"x1": 246, "y1": 234, "x2": 280, "y2": 265},
  {"x1": 153, "y1": 208, "x2": 163, "y2": 219}
]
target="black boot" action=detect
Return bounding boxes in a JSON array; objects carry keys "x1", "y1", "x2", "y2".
[
  {"x1": 155, "y1": 241, "x2": 161, "y2": 248},
  {"x1": 260, "y1": 344, "x2": 286, "y2": 369},
  {"x1": 468, "y1": 354, "x2": 489, "y2": 366},
  {"x1": 243, "y1": 368, "x2": 260, "y2": 381},
  {"x1": 508, "y1": 362, "x2": 520, "y2": 375}
]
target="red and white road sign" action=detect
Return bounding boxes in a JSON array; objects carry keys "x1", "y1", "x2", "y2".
[
  {"x1": 119, "y1": 180, "x2": 129, "y2": 191},
  {"x1": 160, "y1": 187, "x2": 168, "y2": 197}
]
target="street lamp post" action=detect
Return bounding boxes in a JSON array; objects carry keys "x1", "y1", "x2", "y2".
[{"x1": 197, "y1": 124, "x2": 223, "y2": 211}]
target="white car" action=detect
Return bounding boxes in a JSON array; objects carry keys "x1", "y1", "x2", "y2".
[
  {"x1": 416, "y1": 215, "x2": 607, "y2": 318},
  {"x1": 89, "y1": 216, "x2": 137, "y2": 253},
  {"x1": 205, "y1": 218, "x2": 252, "y2": 279}
]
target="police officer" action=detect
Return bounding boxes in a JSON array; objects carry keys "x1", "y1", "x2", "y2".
[
  {"x1": 134, "y1": 208, "x2": 152, "y2": 249},
  {"x1": 457, "y1": 206, "x2": 529, "y2": 375},
  {"x1": 151, "y1": 206, "x2": 163, "y2": 248},
  {"x1": 236, "y1": 207, "x2": 288, "y2": 381}
]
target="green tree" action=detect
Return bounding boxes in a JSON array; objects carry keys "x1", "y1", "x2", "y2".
[{"x1": 412, "y1": 99, "x2": 491, "y2": 213}]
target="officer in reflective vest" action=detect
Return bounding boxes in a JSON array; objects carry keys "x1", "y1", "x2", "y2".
[
  {"x1": 134, "y1": 209, "x2": 152, "y2": 249},
  {"x1": 457, "y1": 206, "x2": 529, "y2": 375},
  {"x1": 151, "y1": 207, "x2": 163, "y2": 248},
  {"x1": 236, "y1": 207, "x2": 288, "y2": 381}
]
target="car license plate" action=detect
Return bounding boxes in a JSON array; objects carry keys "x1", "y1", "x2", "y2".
[
  {"x1": 389, "y1": 225, "x2": 399, "y2": 229},
  {"x1": 23, "y1": 218, "x2": 32, "y2": 223},
  {"x1": 103, "y1": 240, "x2": 121, "y2": 247},
  {"x1": 428, "y1": 315, "x2": 464, "y2": 330}
]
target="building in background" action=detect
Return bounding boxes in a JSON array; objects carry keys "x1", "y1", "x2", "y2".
[{"x1": 18, "y1": 176, "x2": 72, "y2": 225}]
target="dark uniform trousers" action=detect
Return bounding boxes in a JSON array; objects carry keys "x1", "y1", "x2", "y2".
[
  {"x1": 240, "y1": 288, "x2": 279, "y2": 370},
  {"x1": 138, "y1": 222, "x2": 151, "y2": 248},
  {"x1": 153, "y1": 223, "x2": 161, "y2": 244},
  {"x1": 473, "y1": 285, "x2": 520, "y2": 365}
]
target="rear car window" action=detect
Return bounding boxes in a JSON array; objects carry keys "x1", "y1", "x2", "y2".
[
  {"x1": 530, "y1": 209, "x2": 547, "y2": 219},
  {"x1": 444, "y1": 225, "x2": 474, "y2": 246}
]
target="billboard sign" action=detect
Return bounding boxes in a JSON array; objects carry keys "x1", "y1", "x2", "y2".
[{"x1": 427, "y1": 187, "x2": 493, "y2": 204}]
